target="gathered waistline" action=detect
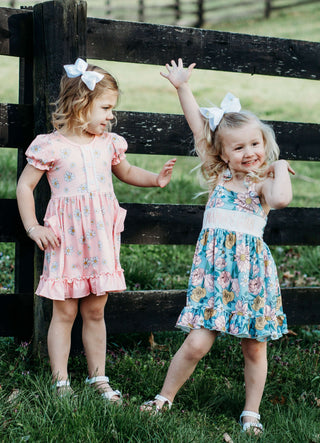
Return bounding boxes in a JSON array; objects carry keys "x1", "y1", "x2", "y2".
[
  {"x1": 202, "y1": 207, "x2": 266, "y2": 237},
  {"x1": 50, "y1": 191, "x2": 115, "y2": 200}
]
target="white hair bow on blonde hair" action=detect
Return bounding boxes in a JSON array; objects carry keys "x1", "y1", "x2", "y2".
[
  {"x1": 200, "y1": 92, "x2": 241, "y2": 132},
  {"x1": 63, "y1": 58, "x2": 104, "y2": 91}
]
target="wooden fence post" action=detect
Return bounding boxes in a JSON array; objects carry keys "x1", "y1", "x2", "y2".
[
  {"x1": 196, "y1": 0, "x2": 204, "y2": 28},
  {"x1": 138, "y1": 0, "x2": 144, "y2": 22},
  {"x1": 32, "y1": 0, "x2": 87, "y2": 355},
  {"x1": 265, "y1": 0, "x2": 272, "y2": 18}
]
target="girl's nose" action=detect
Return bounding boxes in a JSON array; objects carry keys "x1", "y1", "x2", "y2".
[{"x1": 243, "y1": 146, "x2": 254, "y2": 156}]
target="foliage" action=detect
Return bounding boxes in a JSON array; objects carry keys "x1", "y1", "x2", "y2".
[{"x1": 0, "y1": 330, "x2": 320, "y2": 442}]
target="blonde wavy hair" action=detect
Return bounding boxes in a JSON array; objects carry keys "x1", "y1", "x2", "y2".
[
  {"x1": 196, "y1": 111, "x2": 280, "y2": 192},
  {"x1": 52, "y1": 63, "x2": 119, "y2": 133}
]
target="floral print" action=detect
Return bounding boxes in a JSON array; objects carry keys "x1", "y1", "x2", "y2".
[
  {"x1": 176, "y1": 183, "x2": 288, "y2": 342},
  {"x1": 26, "y1": 131, "x2": 128, "y2": 300}
]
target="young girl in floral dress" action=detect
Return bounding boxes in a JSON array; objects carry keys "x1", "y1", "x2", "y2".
[
  {"x1": 142, "y1": 59, "x2": 294, "y2": 434},
  {"x1": 16, "y1": 58, "x2": 176, "y2": 400}
]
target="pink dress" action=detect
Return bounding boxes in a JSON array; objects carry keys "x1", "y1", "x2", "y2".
[{"x1": 26, "y1": 131, "x2": 127, "y2": 300}]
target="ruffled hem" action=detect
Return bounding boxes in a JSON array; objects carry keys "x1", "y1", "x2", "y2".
[
  {"x1": 36, "y1": 270, "x2": 126, "y2": 300},
  {"x1": 176, "y1": 307, "x2": 288, "y2": 342}
]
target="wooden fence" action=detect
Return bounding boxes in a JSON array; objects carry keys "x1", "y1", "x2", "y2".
[{"x1": 0, "y1": 0, "x2": 320, "y2": 353}]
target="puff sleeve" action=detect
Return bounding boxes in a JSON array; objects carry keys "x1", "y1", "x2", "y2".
[
  {"x1": 25, "y1": 134, "x2": 56, "y2": 171},
  {"x1": 110, "y1": 133, "x2": 128, "y2": 166}
]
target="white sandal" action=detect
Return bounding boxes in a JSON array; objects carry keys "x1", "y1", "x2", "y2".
[
  {"x1": 140, "y1": 394, "x2": 172, "y2": 414},
  {"x1": 52, "y1": 380, "x2": 74, "y2": 397},
  {"x1": 239, "y1": 410, "x2": 264, "y2": 434},
  {"x1": 85, "y1": 375, "x2": 122, "y2": 404}
]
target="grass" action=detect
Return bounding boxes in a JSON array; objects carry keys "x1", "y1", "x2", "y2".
[{"x1": 1, "y1": 330, "x2": 320, "y2": 442}]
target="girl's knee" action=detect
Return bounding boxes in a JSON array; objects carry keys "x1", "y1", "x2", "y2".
[
  {"x1": 52, "y1": 300, "x2": 78, "y2": 324},
  {"x1": 80, "y1": 302, "x2": 105, "y2": 322},
  {"x1": 183, "y1": 331, "x2": 214, "y2": 361},
  {"x1": 242, "y1": 339, "x2": 267, "y2": 362}
]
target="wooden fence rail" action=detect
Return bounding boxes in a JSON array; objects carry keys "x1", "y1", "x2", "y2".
[{"x1": 0, "y1": 0, "x2": 319, "y2": 351}]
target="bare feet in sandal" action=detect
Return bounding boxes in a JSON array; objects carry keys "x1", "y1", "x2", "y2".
[
  {"x1": 239, "y1": 411, "x2": 263, "y2": 435},
  {"x1": 85, "y1": 376, "x2": 122, "y2": 404},
  {"x1": 52, "y1": 380, "x2": 75, "y2": 398},
  {"x1": 140, "y1": 394, "x2": 172, "y2": 414}
]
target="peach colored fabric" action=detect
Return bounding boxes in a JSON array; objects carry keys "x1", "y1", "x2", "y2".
[{"x1": 26, "y1": 131, "x2": 127, "y2": 300}]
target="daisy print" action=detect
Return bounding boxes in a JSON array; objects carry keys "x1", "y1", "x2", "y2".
[
  {"x1": 68, "y1": 226, "x2": 75, "y2": 236},
  {"x1": 65, "y1": 246, "x2": 73, "y2": 256},
  {"x1": 51, "y1": 261, "x2": 58, "y2": 272},
  {"x1": 86, "y1": 230, "x2": 96, "y2": 241},
  {"x1": 31, "y1": 144, "x2": 42, "y2": 154},
  {"x1": 83, "y1": 206, "x2": 90, "y2": 217},
  {"x1": 97, "y1": 174, "x2": 106, "y2": 184},
  {"x1": 61, "y1": 147, "x2": 70, "y2": 158},
  {"x1": 91, "y1": 256, "x2": 99, "y2": 267},
  {"x1": 51, "y1": 178, "x2": 60, "y2": 189},
  {"x1": 78, "y1": 183, "x2": 88, "y2": 193},
  {"x1": 64, "y1": 171, "x2": 75, "y2": 182},
  {"x1": 83, "y1": 257, "x2": 91, "y2": 268},
  {"x1": 74, "y1": 208, "x2": 81, "y2": 220}
]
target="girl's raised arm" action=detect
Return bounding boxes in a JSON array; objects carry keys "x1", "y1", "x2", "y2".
[
  {"x1": 260, "y1": 159, "x2": 294, "y2": 209},
  {"x1": 161, "y1": 59, "x2": 205, "y2": 145}
]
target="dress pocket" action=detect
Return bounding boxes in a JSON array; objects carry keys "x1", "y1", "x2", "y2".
[
  {"x1": 113, "y1": 206, "x2": 127, "y2": 268},
  {"x1": 44, "y1": 215, "x2": 61, "y2": 239},
  {"x1": 114, "y1": 206, "x2": 127, "y2": 233}
]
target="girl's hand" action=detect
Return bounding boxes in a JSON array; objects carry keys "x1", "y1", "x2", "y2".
[
  {"x1": 267, "y1": 159, "x2": 295, "y2": 176},
  {"x1": 157, "y1": 158, "x2": 177, "y2": 188},
  {"x1": 28, "y1": 225, "x2": 60, "y2": 251},
  {"x1": 160, "y1": 58, "x2": 196, "y2": 90}
]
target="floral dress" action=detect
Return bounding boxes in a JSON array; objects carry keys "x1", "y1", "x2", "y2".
[
  {"x1": 26, "y1": 131, "x2": 127, "y2": 300},
  {"x1": 176, "y1": 180, "x2": 288, "y2": 342}
]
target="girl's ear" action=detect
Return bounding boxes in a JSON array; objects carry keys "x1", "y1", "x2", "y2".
[{"x1": 220, "y1": 151, "x2": 228, "y2": 164}]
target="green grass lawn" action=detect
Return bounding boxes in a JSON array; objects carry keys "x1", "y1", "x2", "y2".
[{"x1": 1, "y1": 328, "x2": 320, "y2": 442}]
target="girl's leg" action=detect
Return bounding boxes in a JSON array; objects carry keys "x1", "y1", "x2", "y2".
[
  {"x1": 241, "y1": 338, "x2": 267, "y2": 425},
  {"x1": 80, "y1": 293, "x2": 108, "y2": 376},
  {"x1": 154, "y1": 328, "x2": 217, "y2": 407},
  {"x1": 47, "y1": 298, "x2": 79, "y2": 382},
  {"x1": 80, "y1": 293, "x2": 119, "y2": 398}
]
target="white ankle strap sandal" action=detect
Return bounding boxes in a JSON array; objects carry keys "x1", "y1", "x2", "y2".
[
  {"x1": 85, "y1": 376, "x2": 122, "y2": 403},
  {"x1": 140, "y1": 394, "x2": 172, "y2": 414},
  {"x1": 239, "y1": 410, "x2": 263, "y2": 433}
]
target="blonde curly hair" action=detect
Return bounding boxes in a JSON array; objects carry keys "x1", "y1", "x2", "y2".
[
  {"x1": 196, "y1": 111, "x2": 280, "y2": 192},
  {"x1": 52, "y1": 63, "x2": 119, "y2": 133}
]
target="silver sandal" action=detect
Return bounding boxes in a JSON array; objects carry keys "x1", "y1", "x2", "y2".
[
  {"x1": 239, "y1": 410, "x2": 264, "y2": 434},
  {"x1": 85, "y1": 375, "x2": 122, "y2": 404}
]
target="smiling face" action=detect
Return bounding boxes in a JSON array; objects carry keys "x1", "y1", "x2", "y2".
[
  {"x1": 85, "y1": 90, "x2": 118, "y2": 136},
  {"x1": 220, "y1": 121, "x2": 266, "y2": 174}
]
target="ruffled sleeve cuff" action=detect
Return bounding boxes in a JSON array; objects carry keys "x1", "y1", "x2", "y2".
[
  {"x1": 110, "y1": 133, "x2": 128, "y2": 166},
  {"x1": 25, "y1": 134, "x2": 55, "y2": 171}
]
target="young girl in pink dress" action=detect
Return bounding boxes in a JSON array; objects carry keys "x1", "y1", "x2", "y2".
[
  {"x1": 16, "y1": 58, "x2": 176, "y2": 399},
  {"x1": 141, "y1": 59, "x2": 294, "y2": 434}
]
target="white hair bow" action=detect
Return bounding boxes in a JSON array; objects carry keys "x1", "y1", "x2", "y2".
[
  {"x1": 199, "y1": 92, "x2": 241, "y2": 131},
  {"x1": 63, "y1": 58, "x2": 104, "y2": 91}
]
